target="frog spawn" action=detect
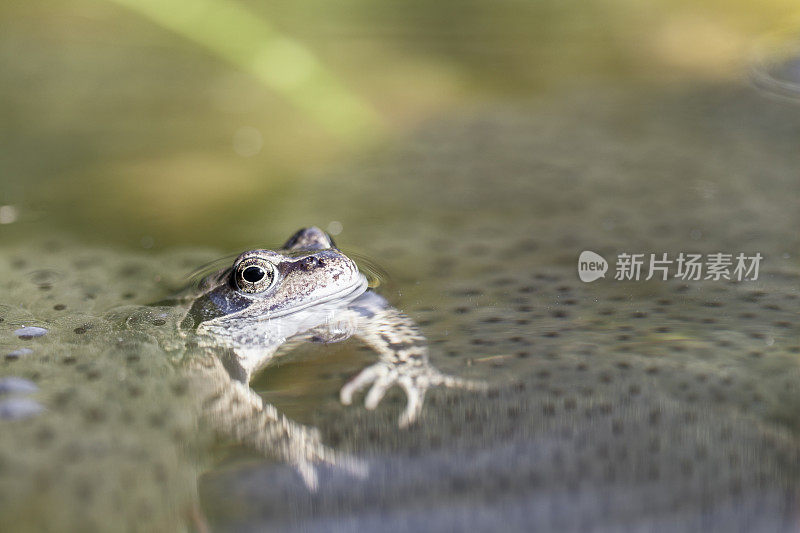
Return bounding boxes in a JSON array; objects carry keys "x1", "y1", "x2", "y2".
[{"x1": 0, "y1": 244, "x2": 213, "y2": 532}]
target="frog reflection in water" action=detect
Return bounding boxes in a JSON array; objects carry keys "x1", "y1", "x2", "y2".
[{"x1": 179, "y1": 227, "x2": 483, "y2": 488}]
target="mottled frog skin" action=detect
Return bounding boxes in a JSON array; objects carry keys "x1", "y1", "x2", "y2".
[{"x1": 179, "y1": 227, "x2": 482, "y2": 489}]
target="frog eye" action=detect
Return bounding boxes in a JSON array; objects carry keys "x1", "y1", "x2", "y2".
[{"x1": 234, "y1": 258, "x2": 276, "y2": 294}]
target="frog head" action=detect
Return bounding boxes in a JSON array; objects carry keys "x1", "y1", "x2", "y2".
[{"x1": 182, "y1": 227, "x2": 366, "y2": 331}]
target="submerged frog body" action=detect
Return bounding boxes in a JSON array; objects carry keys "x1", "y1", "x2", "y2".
[{"x1": 179, "y1": 227, "x2": 483, "y2": 488}]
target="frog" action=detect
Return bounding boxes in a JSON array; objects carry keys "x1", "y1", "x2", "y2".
[{"x1": 174, "y1": 227, "x2": 484, "y2": 489}]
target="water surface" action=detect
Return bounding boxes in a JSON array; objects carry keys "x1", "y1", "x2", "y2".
[{"x1": 1, "y1": 83, "x2": 798, "y2": 532}]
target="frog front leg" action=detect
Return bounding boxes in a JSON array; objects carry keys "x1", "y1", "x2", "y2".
[
  {"x1": 187, "y1": 353, "x2": 366, "y2": 490},
  {"x1": 339, "y1": 292, "x2": 486, "y2": 427}
]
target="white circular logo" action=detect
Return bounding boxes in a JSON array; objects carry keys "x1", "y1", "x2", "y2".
[{"x1": 578, "y1": 251, "x2": 608, "y2": 282}]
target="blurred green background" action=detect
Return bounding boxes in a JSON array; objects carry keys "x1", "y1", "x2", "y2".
[{"x1": 0, "y1": 0, "x2": 797, "y2": 250}]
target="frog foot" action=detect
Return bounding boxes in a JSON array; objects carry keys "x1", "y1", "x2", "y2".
[
  {"x1": 287, "y1": 438, "x2": 368, "y2": 491},
  {"x1": 340, "y1": 361, "x2": 487, "y2": 427},
  {"x1": 254, "y1": 403, "x2": 368, "y2": 491}
]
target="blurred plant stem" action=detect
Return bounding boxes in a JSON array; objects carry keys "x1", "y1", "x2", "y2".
[{"x1": 107, "y1": 0, "x2": 384, "y2": 143}]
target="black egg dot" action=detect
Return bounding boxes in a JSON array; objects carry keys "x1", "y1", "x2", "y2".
[{"x1": 242, "y1": 266, "x2": 265, "y2": 283}]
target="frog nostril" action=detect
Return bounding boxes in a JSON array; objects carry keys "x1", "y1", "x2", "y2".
[{"x1": 303, "y1": 257, "x2": 320, "y2": 268}]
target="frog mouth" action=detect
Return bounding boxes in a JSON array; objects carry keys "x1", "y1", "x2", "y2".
[{"x1": 262, "y1": 274, "x2": 369, "y2": 319}]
